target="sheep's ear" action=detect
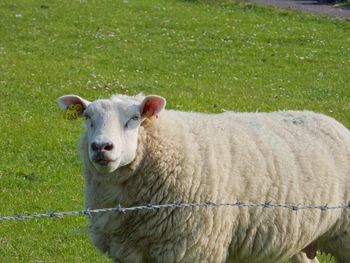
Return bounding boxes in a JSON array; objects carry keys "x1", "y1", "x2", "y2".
[
  {"x1": 57, "y1": 95, "x2": 90, "y2": 115},
  {"x1": 140, "y1": 95, "x2": 166, "y2": 119}
]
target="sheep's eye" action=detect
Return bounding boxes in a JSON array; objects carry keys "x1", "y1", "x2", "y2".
[
  {"x1": 131, "y1": 115, "x2": 140, "y2": 121},
  {"x1": 124, "y1": 115, "x2": 140, "y2": 129},
  {"x1": 84, "y1": 115, "x2": 94, "y2": 128}
]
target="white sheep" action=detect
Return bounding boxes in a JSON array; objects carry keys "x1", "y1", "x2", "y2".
[{"x1": 57, "y1": 93, "x2": 350, "y2": 263}]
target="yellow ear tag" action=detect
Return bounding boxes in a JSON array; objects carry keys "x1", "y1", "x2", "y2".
[{"x1": 63, "y1": 104, "x2": 83, "y2": 120}]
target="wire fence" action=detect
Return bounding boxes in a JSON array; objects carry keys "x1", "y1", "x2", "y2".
[{"x1": 1, "y1": 200, "x2": 350, "y2": 221}]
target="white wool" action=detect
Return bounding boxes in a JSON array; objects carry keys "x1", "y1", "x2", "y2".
[{"x1": 68, "y1": 94, "x2": 350, "y2": 263}]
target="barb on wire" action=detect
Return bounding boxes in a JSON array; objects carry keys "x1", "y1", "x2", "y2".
[{"x1": 0, "y1": 200, "x2": 349, "y2": 221}]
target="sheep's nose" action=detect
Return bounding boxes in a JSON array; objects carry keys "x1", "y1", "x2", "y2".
[{"x1": 91, "y1": 142, "x2": 114, "y2": 152}]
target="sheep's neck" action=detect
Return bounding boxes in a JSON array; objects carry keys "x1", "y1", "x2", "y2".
[{"x1": 121, "y1": 125, "x2": 183, "y2": 206}]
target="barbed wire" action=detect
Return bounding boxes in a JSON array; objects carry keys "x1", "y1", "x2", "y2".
[{"x1": 1, "y1": 200, "x2": 350, "y2": 221}]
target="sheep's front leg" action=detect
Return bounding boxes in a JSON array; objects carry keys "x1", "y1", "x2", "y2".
[{"x1": 290, "y1": 252, "x2": 320, "y2": 263}]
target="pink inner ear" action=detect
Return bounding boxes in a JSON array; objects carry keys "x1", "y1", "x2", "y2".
[
  {"x1": 64, "y1": 98, "x2": 83, "y2": 107},
  {"x1": 58, "y1": 96, "x2": 86, "y2": 113},
  {"x1": 142, "y1": 98, "x2": 164, "y2": 117}
]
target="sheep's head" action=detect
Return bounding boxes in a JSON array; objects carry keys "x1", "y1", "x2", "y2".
[{"x1": 57, "y1": 94, "x2": 166, "y2": 173}]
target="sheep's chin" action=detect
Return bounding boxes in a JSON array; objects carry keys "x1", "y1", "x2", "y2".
[{"x1": 92, "y1": 160, "x2": 120, "y2": 174}]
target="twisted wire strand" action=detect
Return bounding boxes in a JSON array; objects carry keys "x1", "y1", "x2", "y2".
[{"x1": 1, "y1": 200, "x2": 350, "y2": 221}]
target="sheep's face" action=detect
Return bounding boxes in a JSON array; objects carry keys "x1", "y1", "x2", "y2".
[{"x1": 57, "y1": 94, "x2": 166, "y2": 174}]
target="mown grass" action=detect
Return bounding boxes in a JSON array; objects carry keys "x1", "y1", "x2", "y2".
[{"x1": 0, "y1": 0, "x2": 349, "y2": 262}]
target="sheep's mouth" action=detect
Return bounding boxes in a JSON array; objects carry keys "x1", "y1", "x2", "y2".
[
  {"x1": 90, "y1": 153, "x2": 120, "y2": 173},
  {"x1": 95, "y1": 159, "x2": 111, "y2": 166},
  {"x1": 93, "y1": 155, "x2": 115, "y2": 166}
]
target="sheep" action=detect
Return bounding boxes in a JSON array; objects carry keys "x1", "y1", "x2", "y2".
[{"x1": 57, "y1": 93, "x2": 350, "y2": 263}]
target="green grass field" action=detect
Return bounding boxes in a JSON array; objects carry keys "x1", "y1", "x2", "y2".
[{"x1": 0, "y1": 0, "x2": 349, "y2": 262}]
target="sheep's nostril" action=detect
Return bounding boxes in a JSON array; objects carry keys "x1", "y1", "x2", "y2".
[
  {"x1": 103, "y1": 143, "x2": 114, "y2": 151},
  {"x1": 91, "y1": 142, "x2": 114, "y2": 152},
  {"x1": 91, "y1": 142, "x2": 99, "y2": 152}
]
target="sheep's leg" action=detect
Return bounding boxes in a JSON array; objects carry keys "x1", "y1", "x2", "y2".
[
  {"x1": 290, "y1": 252, "x2": 319, "y2": 263},
  {"x1": 291, "y1": 242, "x2": 320, "y2": 263},
  {"x1": 325, "y1": 238, "x2": 350, "y2": 263},
  {"x1": 318, "y1": 229, "x2": 350, "y2": 263},
  {"x1": 328, "y1": 247, "x2": 350, "y2": 263},
  {"x1": 334, "y1": 236, "x2": 350, "y2": 263}
]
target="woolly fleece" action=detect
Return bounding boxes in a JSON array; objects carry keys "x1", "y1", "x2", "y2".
[{"x1": 80, "y1": 101, "x2": 350, "y2": 263}]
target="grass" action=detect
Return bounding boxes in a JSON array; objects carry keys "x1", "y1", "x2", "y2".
[{"x1": 0, "y1": 0, "x2": 349, "y2": 262}]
